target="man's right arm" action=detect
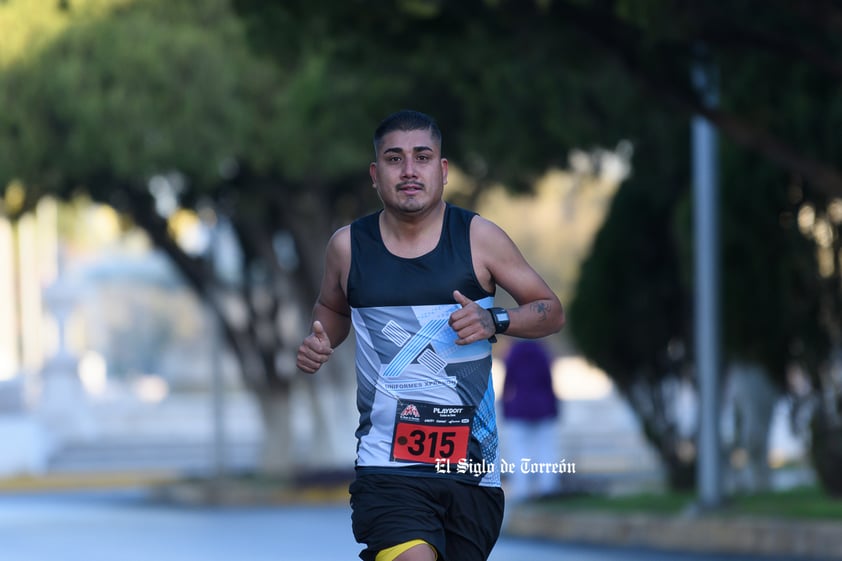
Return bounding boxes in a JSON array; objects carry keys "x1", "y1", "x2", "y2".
[{"x1": 296, "y1": 227, "x2": 352, "y2": 374}]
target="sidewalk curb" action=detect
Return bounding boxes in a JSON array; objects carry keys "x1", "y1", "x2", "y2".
[
  {"x1": 147, "y1": 468, "x2": 355, "y2": 506},
  {"x1": 0, "y1": 471, "x2": 354, "y2": 506},
  {"x1": 150, "y1": 479, "x2": 351, "y2": 506},
  {"x1": 0, "y1": 471, "x2": 180, "y2": 493},
  {"x1": 506, "y1": 505, "x2": 842, "y2": 560}
]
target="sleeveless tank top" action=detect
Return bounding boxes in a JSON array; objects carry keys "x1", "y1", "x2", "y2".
[{"x1": 347, "y1": 203, "x2": 501, "y2": 486}]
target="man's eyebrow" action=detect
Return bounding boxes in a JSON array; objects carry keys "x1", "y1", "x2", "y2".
[{"x1": 383, "y1": 145, "x2": 434, "y2": 155}]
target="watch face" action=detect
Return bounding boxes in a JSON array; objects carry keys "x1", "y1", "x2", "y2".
[{"x1": 491, "y1": 308, "x2": 509, "y2": 333}]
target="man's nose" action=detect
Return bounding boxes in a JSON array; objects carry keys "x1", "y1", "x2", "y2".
[{"x1": 401, "y1": 159, "x2": 417, "y2": 178}]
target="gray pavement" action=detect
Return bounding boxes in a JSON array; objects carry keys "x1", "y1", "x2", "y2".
[{"x1": 0, "y1": 489, "x2": 825, "y2": 561}]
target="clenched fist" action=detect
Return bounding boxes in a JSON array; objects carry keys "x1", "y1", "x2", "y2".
[
  {"x1": 448, "y1": 290, "x2": 495, "y2": 345},
  {"x1": 297, "y1": 320, "x2": 333, "y2": 373}
]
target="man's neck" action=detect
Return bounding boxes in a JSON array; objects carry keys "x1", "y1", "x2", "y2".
[{"x1": 379, "y1": 200, "x2": 446, "y2": 258}]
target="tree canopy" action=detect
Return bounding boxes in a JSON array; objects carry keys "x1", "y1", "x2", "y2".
[
  {"x1": 3, "y1": 0, "x2": 841, "y2": 484},
  {"x1": 557, "y1": 0, "x2": 842, "y2": 488}
]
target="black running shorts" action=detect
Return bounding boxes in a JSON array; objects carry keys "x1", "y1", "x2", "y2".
[{"x1": 349, "y1": 472, "x2": 505, "y2": 561}]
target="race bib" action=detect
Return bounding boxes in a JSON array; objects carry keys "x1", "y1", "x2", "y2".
[{"x1": 391, "y1": 400, "x2": 475, "y2": 464}]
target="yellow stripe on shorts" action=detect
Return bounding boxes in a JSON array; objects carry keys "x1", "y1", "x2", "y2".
[{"x1": 375, "y1": 539, "x2": 437, "y2": 561}]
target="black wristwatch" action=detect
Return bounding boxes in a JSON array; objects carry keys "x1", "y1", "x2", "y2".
[{"x1": 488, "y1": 307, "x2": 510, "y2": 334}]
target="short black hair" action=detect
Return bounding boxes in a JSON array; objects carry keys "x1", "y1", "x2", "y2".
[{"x1": 373, "y1": 110, "x2": 442, "y2": 157}]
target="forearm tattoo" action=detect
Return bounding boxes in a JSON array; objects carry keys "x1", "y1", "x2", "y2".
[{"x1": 531, "y1": 301, "x2": 551, "y2": 321}]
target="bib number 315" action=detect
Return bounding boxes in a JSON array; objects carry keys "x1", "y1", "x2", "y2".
[
  {"x1": 391, "y1": 400, "x2": 474, "y2": 464},
  {"x1": 392, "y1": 424, "x2": 469, "y2": 462}
]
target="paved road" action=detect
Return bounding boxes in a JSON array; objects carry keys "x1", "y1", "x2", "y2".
[{"x1": 0, "y1": 489, "x2": 818, "y2": 561}]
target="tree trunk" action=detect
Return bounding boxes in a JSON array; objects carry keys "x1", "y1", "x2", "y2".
[
  {"x1": 624, "y1": 376, "x2": 697, "y2": 491},
  {"x1": 721, "y1": 361, "x2": 780, "y2": 494},
  {"x1": 300, "y1": 345, "x2": 358, "y2": 471},
  {"x1": 253, "y1": 343, "x2": 357, "y2": 477},
  {"x1": 809, "y1": 363, "x2": 842, "y2": 497},
  {"x1": 254, "y1": 385, "x2": 295, "y2": 478}
]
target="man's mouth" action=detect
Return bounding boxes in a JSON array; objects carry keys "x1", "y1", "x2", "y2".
[{"x1": 399, "y1": 183, "x2": 423, "y2": 193}]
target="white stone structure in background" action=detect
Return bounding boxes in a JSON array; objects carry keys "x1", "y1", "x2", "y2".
[
  {"x1": 35, "y1": 274, "x2": 96, "y2": 457},
  {"x1": 0, "y1": 377, "x2": 49, "y2": 475},
  {"x1": 0, "y1": 201, "x2": 62, "y2": 476}
]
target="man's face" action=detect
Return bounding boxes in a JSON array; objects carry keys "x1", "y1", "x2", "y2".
[{"x1": 370, "y1": 128, "x2": 448, "y2": 215}]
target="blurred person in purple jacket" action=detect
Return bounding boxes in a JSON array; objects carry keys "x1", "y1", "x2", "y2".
[{"x1": 501, "y1": 339, "x2": 560, "y2": 502}]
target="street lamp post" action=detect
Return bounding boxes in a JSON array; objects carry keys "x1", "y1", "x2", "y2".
[{"x1": 692, "y1": 55, "x2": 722, "y2": 509}]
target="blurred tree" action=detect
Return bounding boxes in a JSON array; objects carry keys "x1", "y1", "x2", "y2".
[
  {"x1": 557, "y1": 1, "x2": 842, "y2": 490},
  {"x1": 4, "y1": 0, "x2": 842, "y2": 491},
  {"x1": 1, "y1": 0, "x2": 651, "y2": 473},
  {"x1": 230, "y1": 0, "x2": 644, "y2": 198},
  {"x1": 568, "y1": 110, "x2": 698, "y2": 489},
  {"x1": 0, "y1": 0, "x2": 388, "y2": 474},
  {"x1": 232, "y1": 0, "x2": 842, "y2": 196},
  {"x1": 231, "y1": 0, "x2": 842, "y2": 491}
]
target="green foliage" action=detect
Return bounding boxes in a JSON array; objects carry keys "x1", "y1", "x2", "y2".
[
  {"x1": 568, "y1": 103, "x2": 690, "y2": 386},
  {"x1": 0, "y1": 0, "x2": 283, "y2": 205},
  {"x1": 562, "y1": 0, "x2": 842, "y2": 492},
  {"x1": 810, "y1": 401, "x2": 842, "y2": 498},
  {"x1": 541, "y1": 485, "x2": 842, "y2": 519},
  {"x1": 719, "y1": 152, "x2": 829, "y2": 385},
  {"x1": 266, "y1": 51, "x2": 404, "y2": 182},
  {"x1": 569, "y1": 178, "x2": 686, "y2": 383},
  {"x1": 540, "y1": 490, "x2": 694, "y2": 516},
  {"x1": 231, "y1": 0, "x2": 644, "y2": 192},
  {"x1": 0, "y1": 0, "x2": 407, "y2": 214},
  {"x1": 0, "y1": 0, "x2": 134, "y2": 69}
]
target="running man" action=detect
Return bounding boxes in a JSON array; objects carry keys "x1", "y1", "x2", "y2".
[{"x1": 297, "y1": 109, "x2": 564, "y2": 561}]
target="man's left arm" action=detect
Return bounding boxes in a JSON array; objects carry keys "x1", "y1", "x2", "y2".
[{"x1": 472, "y1": 217, "x2": 565, "y2": 339}]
